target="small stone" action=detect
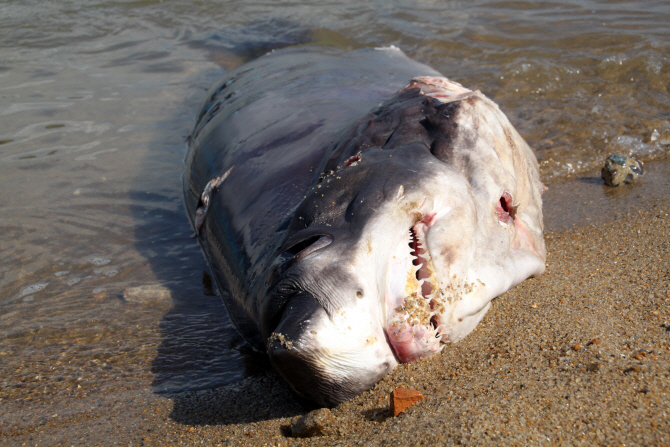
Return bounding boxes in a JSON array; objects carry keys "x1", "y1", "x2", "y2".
[
  {"x1": 588, "y1": 338, "x2": 600, "y2": 346},
  {"x1": 123, "y1": 285, "x2": 171, "y2": 304},
  {"x1": 601, "y1": 154, "x2": 644, "y2": 186},
  {"x1": 390, "y1": 387, "x2": 425, "y2": 416},
  {"x1": 586, "y1": 363, "x2": 600, "y2": 372},
  {"x1": 290, "y1": 408, "x2": 339, "y2": 438},
  {"x1": 573, "y1": 343, "x2": 582, "y2": 351},
  {"x1": 631, "y1": 350, "x2": 647, "y2": 361}
]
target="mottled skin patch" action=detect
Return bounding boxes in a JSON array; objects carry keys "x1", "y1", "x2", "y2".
[{"x1": 267, "y1": 332, "x2": 294, "y2": 351}]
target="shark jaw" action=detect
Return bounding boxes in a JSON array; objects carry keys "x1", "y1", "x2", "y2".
[
  {"x1": 385, "y1": 213, "x2": 445, "y2": 363},
  {"x1": 384, "y1": 209, "x2": 494, "y2": 364}
]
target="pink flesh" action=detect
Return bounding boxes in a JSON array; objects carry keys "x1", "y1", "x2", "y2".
[
  {"x1": 496, "y1": 191, "x2": 515, "y2": 223},
  {"x1": 387, "y1": 322, "x2": 438, "y2": 363}
]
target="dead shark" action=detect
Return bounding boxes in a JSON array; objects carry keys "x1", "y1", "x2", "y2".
[{"x1": 183, "y1": 46, "x2": 546, "y2": 407}]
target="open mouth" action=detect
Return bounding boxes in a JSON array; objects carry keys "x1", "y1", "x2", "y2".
[{"x1": 385, "y1": 215, "x2": 446, "y2": 363}]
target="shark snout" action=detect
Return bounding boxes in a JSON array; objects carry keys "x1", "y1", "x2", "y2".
[{"x1": 267, "y1": 287, "x2": 397, "y2": 407}]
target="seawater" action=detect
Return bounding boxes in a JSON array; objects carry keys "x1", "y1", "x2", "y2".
[{"x1": 1, "y1": 0, "x2": 668, "y2": 407}]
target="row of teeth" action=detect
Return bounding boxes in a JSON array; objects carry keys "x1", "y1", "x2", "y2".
[
  {"x1": 401, "y1": 228, "x2": 444, "y2": 338},
  {"x1": 409, "y1": 228, "x2": 437, "y2": 295}
]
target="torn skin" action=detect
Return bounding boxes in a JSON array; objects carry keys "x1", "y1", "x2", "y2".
[
  {"x1": 496, "y1": 191, "x2": 516, "y2": 224},
  {"x1": 194, "y1": 166, "x2": 233, "y2": 234}
]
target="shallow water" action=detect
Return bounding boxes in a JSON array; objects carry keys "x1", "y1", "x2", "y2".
[{"x1": 1, "y1": 0, "x2": 669, "y2": 406}]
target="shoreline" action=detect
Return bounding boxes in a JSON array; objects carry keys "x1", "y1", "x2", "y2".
[{"x1": 3, "y1": 160, "x2": 669, "y2": 446}]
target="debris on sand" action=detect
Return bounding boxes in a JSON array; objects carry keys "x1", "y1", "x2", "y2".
[
  {"x1": 390, "y1": 387, "x2": 425, "y2": 416},
  {"x1": 122, "y1": 285, "x2": 171, "y2": 304}
]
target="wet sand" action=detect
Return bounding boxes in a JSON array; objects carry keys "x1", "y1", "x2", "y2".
[{"x1": 3, "y1": 162, "x2": 670, "y2": 446}]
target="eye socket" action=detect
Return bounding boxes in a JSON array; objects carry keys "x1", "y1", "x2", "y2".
[
  {"x1": 496, "y1": 191, "x2": 516, "y2": 224},
  {"x1": 286, "y1": 235, "x2": 333, "y2": 261},
  {"x1": 284, "y1": 236, "x2": 321, "y2": 256},
  {"x1": 267, "y1": 235, "x2": 333, "y2": 288}
]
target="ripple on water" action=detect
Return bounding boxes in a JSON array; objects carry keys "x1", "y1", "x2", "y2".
[
  {"x1": 17, "y1": 283, "x2": 48, "y2": 298},
  {"x1": 608, "y1": 135, "x2": 664, "y2": 159}
]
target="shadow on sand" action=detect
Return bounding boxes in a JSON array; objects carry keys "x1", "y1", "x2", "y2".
[{"x1": 130, "y1": 25, "x2": 316, "y2": 425}]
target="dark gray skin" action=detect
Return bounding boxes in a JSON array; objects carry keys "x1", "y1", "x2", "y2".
[
  {"x1": 183, "y1": 47, "x2": 546, "y2": 407},
  {"x1": 184, "y1": 47, "x2": 438, "y2": 405}
]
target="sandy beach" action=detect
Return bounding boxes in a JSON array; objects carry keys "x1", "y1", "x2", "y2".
[
  {"x1": 2, "y1": 159, "x2": 668, "y2": 446},
  {"x1": 2, "y1": 1, "x2": 670, "y2": 445}
]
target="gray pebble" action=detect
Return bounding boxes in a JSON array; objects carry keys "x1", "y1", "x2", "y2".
[
  {"x1": 601, "y1": 154, "x2": 644, "y2": 186},
  {"x1": 291, "y1": 408, "x2": 340, "y2": 438}
]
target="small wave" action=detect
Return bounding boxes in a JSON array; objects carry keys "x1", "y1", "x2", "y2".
[
  {"x1": 0, "y1": 102, "x2": 73, "y2": 117},
  {"x1": 608, "y1": 135, "x2": 664, "y2": 159},
  {"x1": 75, "y1": 148, "x2": 118, "y2": 161},
  {"x1": 17, "y1": 283, "x2": 48, "y2": 298}
]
